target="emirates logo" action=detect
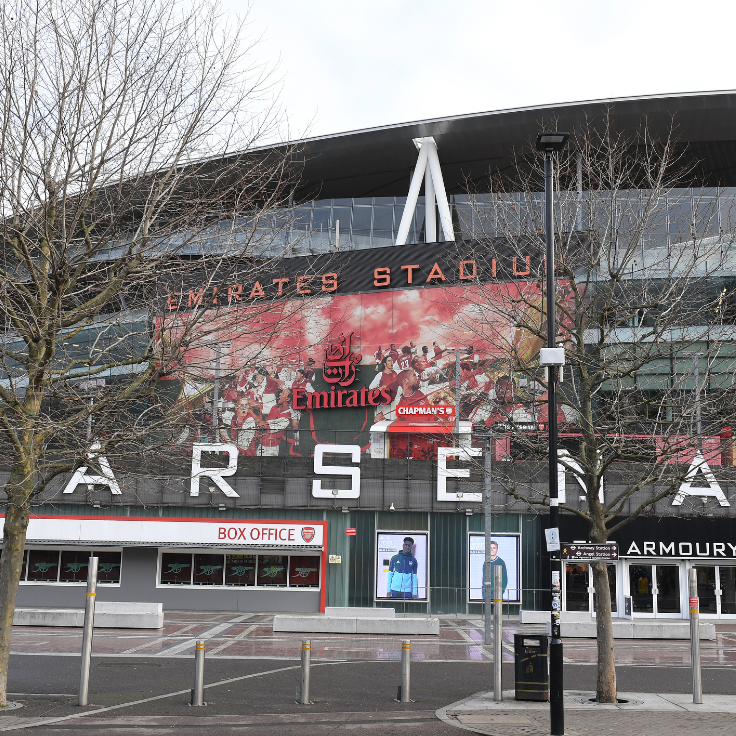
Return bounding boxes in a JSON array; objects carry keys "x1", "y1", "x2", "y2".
[{"x1": 323, "y1": 333, "x2": 362, "y2": 387}]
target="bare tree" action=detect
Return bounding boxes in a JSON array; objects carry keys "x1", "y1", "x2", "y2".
[
  {"x1": 454, "y1": 115, "x2": 736, "y2": 702},
  {"x1": 0, "y1": 0, "x2": 300, "y2": 704}
]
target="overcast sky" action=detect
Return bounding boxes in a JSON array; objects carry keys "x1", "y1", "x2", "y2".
[{"x1": 231, "y1": 0, "x2": 736, "y2": 140}]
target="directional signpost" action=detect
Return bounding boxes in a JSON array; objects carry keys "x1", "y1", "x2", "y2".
[{"x1": 561, "y1": 543, "x2": 618, "y2": 561}]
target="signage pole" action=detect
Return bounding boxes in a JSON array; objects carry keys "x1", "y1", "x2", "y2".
[
  {"x1": 78, "y1": 556, "x2": 98, "y2": 706},
  {"x1": 544, "y1": 145, "x2": 564, "y2": 736},
  {"x1": 493, "y1": 565, "x2": 503, "y2": 701},
  {"x1": 689, "y1": 568, "x2": 703, "y2": 704},
  {"x1": 484, "y1": 435, "x2": 492, "y2": 647},
  {"x1": 454, "y1": 348, "x2": 461, "y2": 440},
  {"x1": 300, "y1": 639, "x2": 311, "y2": 704},
  {"x1": 693, "y1": 353, "x2": 704, "y2": 451},
  {"x1": 213, "y1": 343, "x2": 221, "y2": 433}
]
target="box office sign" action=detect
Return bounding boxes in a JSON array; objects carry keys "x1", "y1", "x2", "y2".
[{"x1": 1, "y1": 516, "x2": 325, "y2": 548}]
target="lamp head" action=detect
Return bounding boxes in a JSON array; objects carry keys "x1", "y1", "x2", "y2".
[{"x1": 536, "y1": 131, "x2": 570, "y2": 153}]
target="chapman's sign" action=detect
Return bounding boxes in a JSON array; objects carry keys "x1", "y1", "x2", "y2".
[{"x1": 397, "y1": 405, "x2": 455, "y2": 418}]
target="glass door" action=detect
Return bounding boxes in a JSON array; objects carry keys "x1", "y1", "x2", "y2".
[
  {"x1": 592, "y1": 564, "x2": 618, "y2": 615},
  {"x1": 693, "y1": 565, "x2": 736, "y2": 618},
  {"x1": 654, "y1": 565, "x2": 681, "y2": 617},
  {"x1": 627, "y1": 562, "x2": 681, "y2": 617},
  {"x1": 719, "y1": 567, "x2": 736, "y2": 615},
  {"x1": 694, "y1": 566, "x2": 718, "y2": 614},
  {"x1": 565, "y1": 563, "x2": 591, "y2": 612},
  {"x1": 629, "y1": 564, "x2": 654, "y2": 614},
  {"x1": 566, "y1": 563, "x2": 618, "y2": 615}
]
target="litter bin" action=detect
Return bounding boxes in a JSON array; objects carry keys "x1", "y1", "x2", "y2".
[{"x1": 513, "y1": 633, "x2": 548, "y2": 701}]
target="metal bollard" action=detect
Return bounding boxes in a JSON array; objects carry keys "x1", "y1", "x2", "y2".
[
  {"x1": 400, "y1": 639, "x2": 411, "y2": 702},
  {"x1": 299, "y1": 639, "x2": 311, "y2": 704},
  {"x1": 191, "y1": 640, "x2": 206, "y2": 706},
  {"x1": 78, "y1": 556, "x2": 99, "y2": 706},
  {"x1": 689, "y1": 568, "x2": 703, "y2": 704},
  {"x1": 493, "y1": 565, "x2": 503, "y2": 701}
]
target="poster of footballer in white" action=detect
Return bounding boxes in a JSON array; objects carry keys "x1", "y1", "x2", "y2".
[
  {"x1": 468, "y1": 533, "x2": 520, "y2": 603},
  {"x1": 375, "y1": 532, "x2": 428, "y2": 601}
]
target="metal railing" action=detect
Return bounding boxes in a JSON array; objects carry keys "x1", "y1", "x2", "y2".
[{"x1": 371, "y1": 586, "x2": 551, "y2": 617}]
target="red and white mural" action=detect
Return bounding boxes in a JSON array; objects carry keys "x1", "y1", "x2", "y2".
[{"x1": 158, "y1": 282, "x2": 575, "y2": 458}]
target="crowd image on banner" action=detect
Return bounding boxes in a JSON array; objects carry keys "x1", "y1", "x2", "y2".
[{"x1": 160, "y1": 284, "x2": 578, "y2": 459}]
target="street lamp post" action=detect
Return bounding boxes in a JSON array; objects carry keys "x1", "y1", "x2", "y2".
[{"x1": 536, "y1": 131, "x2": 569, "y2": 736}]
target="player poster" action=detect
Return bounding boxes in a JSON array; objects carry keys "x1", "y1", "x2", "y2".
[
  {"x1": 468, "y1": 532, "x2": 521, "y2": 603},
  {"x1": 375, "y1": 532, "x2": 428, "y2": 601}
]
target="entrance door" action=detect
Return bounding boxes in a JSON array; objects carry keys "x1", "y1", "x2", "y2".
[
  {"x1": 655, "y1": 565, "x2": 681, "y2": 615},
  {"x1": 628, "y1": 563, "x2": 681, "y2": 616},
  {"x1": 565, "y1": 563, "x2": 618, "y2": 615},
  {"x1": 694, "y1": 565, "x2": 736, "y2": 617},
  {"x1": 565, "y1": 563, "x2": 590, "y2": 612},
  {"x1": 720, "y1": 567, "x2": 736, "y2": 615},
  {"x1": 694, "y1": 566, "x2": 718, "y2": 614}
]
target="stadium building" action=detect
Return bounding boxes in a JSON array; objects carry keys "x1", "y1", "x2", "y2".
[{"x1": 8, "y1": 91, "x2": 736, "y2": 621}]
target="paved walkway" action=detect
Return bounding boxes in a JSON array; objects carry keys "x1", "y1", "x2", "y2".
[
  {"x1": 439, "y1": 690, "x2": 736, "y2": 735},
  {"x1": 2, "y1": 612, "x2": 735, "y2": 734},
  {"x1": 8, "y1": 612, "x2": 736, "y2": 665}
]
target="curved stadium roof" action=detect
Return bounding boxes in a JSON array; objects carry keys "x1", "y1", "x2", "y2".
[{"x1": 287, "y1": 91, "x2": 736, "y2": 201}]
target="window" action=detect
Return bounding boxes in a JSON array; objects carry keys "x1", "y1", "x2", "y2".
[
  {"x1": 157, "y1": 552, "x2": 320, "y2": 589},
  {"x1": 96, "y1": 551, "x2": 122, "y2": 584},
  {"x1": 160, "y1": 553, "x2": 193, "y2": 585},
  {"x1": 225, "y1": 554, "x2": 256, "y2": 586},
  {"x1": 257, "y1": 555, "x2": 287, "y2": 587},
  {"x1": 372, "y1": 206, "x2": 393, "y2": 231},
  {"x1": 193, "y1": 554, "x2": 224, "y2": 585},
  {"x1": 27, "y1": 550, "x2": 59, "y2": 582},
  {"x1": 288, "y1": 556, "x2": 321, "y2": 587},
  {"x1": 20, "y1": 549, "x2": 122, "y2": 585},
  {"x1": 60, "y1": 551, "x2": 92, "y2": 582},
  {"x1": 351, "y1": 207, "x2": 372, "y2": 231}
]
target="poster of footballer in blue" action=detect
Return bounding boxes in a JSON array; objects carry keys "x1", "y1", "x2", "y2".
[
  {"x1": 375, "y1": 532, "x2": 428, "y2": 601},
  {"x1": 468, "y1": 533, "x2": 521, "y2": 603}
]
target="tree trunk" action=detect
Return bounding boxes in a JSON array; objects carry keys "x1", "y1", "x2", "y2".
[
  {"x1": 592, "y1": 559, "x2": 617, "y2": 702},
  {"x1": 0, "y1": 465, "x2": 32, "y2": 707}
]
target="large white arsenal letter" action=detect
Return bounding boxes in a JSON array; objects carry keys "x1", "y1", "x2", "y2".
[
  {"x1": 672, "y1": 452, "x2": 729, "y2": 507},
  {"x1": 437, "y1": 447, "x2": 483, "y2": 502},
  {"x1": 312, "y1": 444, "x2": 361, "y2": 498},
  {"x1": 63, "y1": 443, "x2": 121, "y2": 495},
  {"x1": 190, "y1": 443, "x2": 239, "y2": 497}
]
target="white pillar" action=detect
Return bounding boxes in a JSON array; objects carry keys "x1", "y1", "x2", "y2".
[
  {"x1": 395, "y1": 144, "x2": 429, "y2": 246},
  {"x1": 425, "y1": 141, "x2": 454, "y2": 241},
  {"x1": 425, "y1": 157, "x2": 436, "y2": 243}
]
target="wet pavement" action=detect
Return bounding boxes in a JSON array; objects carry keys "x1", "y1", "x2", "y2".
[
  {"x1": 7, "y1": 612, "x2": 736, "y2": 667},
  {"x1": 2, "y1": 613, "x2": 735, "y2": 733}
]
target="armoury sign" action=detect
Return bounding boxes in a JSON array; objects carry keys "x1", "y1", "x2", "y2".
[
  {"x1": 561, "y1": 515, "x2": 736, "y2": 559},
  {"x1": 61, "y1": 443, "x2": 729, "y2": 505}
]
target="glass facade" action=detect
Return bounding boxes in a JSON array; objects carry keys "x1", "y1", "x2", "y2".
[
  {"x1": 158, "y1": 551, "x2": 319, "y2": 588},
  {"x1": 168, "y1": 188, "x2": 736, "y2": 278},
  {"x1": 19, "y1": 549, "x2": 122, "y2": 584}
]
